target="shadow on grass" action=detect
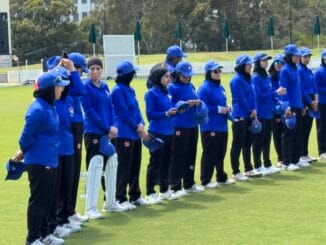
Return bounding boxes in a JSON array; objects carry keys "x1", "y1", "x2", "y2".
[{"x1": 68, "y1": 225, "x2": 117, "y2": 244}]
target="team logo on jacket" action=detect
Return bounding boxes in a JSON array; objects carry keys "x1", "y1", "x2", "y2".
[
  {"x1": 124, "y1": 141, "x2": 130, "y2": 147},
  {"x1": 68, "y1": 107, "x2": 74, "y2": 117}
]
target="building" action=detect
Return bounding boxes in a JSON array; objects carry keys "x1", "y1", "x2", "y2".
[
  {"x1": 0, "y1": 0, "x2": 12, "y2": 67},
  {"x1": 73, "y1": 0, "x2": 96, "y2": 22}
]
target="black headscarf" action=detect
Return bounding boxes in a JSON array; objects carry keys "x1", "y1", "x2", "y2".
[
  {"x1": 321, "y1": 58, "x2": 326, "y2": 67},
  {"x1": 115, "y1": 71, "x2": 135, "y2": 86},
  {"x1": 148, "y1": 66, "x2": 169, "y2": 94},
  {"x1": 205, "y1": 70, "x2": 221, "y2": 85},
  {"x1": 33, "y1": 86, "x2": 56, "y2": 105},
  {"x1": 234, "y1": 64, "x2": 251, "y2": 82},
  {"x1": 284, "y1": 53, "x2": 297, "y2": 69},
  {"x1": 253, "y1": 61, "x2": 268, "y2": 78}
]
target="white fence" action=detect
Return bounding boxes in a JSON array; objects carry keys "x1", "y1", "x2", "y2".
[{"x1": 0, "y1": 58, "x2": 323, "y2": 85}]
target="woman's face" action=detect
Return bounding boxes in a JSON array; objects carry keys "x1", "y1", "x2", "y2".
[
  {"x1": 160, "y1": 72, "x2": 171, "y2": 87},
  {"x1": 260, "y1": 60, "x2": 269, "y2": 69},
  {"x1": 179, "y1": 74, "x2": 191, "y2": 83},
  {"x1": 301, "y1": 55, "x2": 311, "y2": 65},
  {"x1": 89, "y1": 65, "x2": 102, "y2": 82},
  {"x1": 54, "y1": 86, "x2": 64, "y2": 100},
  {"x1": 211, "y1": 69, "x2": 221, "y2": 80},
  {"x1": 245, "y1": 64, "x2": 252, "y2": 74},
  {"x1": 274, "y1": 62, "x2": 284, "y2": 72},
  {"x1": 292, "y1": 55, "x2": 300, "y2": 64}
]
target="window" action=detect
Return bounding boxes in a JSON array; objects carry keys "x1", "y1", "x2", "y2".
[
  {"x1": 73, "y1": 13, "x2": 79, "y2": 22},
  {"x1": 82, "y1": 12, "x2": 88, "y2": 18},
  {"x1": 82, "y1": 0, "x2": 87, "y2": 3},
  {"x1": 74, "y1": 0, "x2": 78, "y2": 4}
]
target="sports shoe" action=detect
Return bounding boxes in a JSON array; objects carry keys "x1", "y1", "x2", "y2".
[
  {"x1": 284, "y1": 163, "x2": 300, "y2": 171},
  {"x1": 217, "y1": 178, "x2": 236, "y2": 185},
  {"x1": 68, "y1": 219, "x2": 82, "y2": 227},
  {"x1": 41, "y1": 234, "x2": 64, "y2": 245},
  {"x1": 255, "y1": 166, "x2": 268, "y2": 176},
  {"x1": 146, "y1": 193, "x2": 162, "y2": 205},
  {"x1": 103, "y1": 201, "x2": 129, "y2": 212},
  {"x1": 276, "y1": 161, "x2": 283, "y2": 168},
  {"x1": 244, "y1": 170, "x2": 262, "y2": 178},
  {"x1": 85, "y1": 208, "x2": 105, "y2": 219},
  {"x1": 300, "y1": 156, "x2": 317, "y2": 163},
  {"x1": 296, "y1": 160, "x2": 310, "y2": 168},
  {"x1": 173, "y1": 189, "x2": 188, "y2": 198},
  {"x1": 185, "y1": 184, "x2": 205, "y2": 193},
  {"x1": 53, "y1": 226, "x2": 70, "y2": 239},
  {"x1": 319, "y1": 153, "x2": 326, "y2": 160},
  {"x1": 69, "y1": 213, "x2": 88, "y2": 223},
  {"x1": 202, "y1": 182, "x2": 218, "y2": 189},
  {"x1": 62, "y1": 223, "x2": 81, "y2": 233},
  {"x1": 264, "y1": 165, "x2": 281, "y2": 175},
  {"x1": 233, "y1": 173, "x2": 249, "y2": 182},
  {"x1": 159, "y1": 190, "x2": 178, "y2": 200},
  {"x1": 131, "y1": 197, "x2": 151, "y2": 206},
  {"x1": 31, "y1": 239, "x2": 45, "y2": 245},
  {"x1": 120, "y1": 201, "x2": 137, "y2": 210}
]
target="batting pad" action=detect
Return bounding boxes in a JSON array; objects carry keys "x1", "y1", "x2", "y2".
[{"x1": 104, "y1": 153, "x2": 118, "y2": 207}]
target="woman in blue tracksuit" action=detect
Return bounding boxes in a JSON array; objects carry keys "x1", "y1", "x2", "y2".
[
  {"x1": 144, "y1": 65, "x2": 178, "y2": 204},
  {"x1": 111, "y1": 61, "x2": 150, "y2": 209},
  {"x1": 251, "y1": 53, "x2": 284, "y2": 175},
  {"x1": 314, "y1": 50, "x2": 326, "y2": 160},
  {"x1": 269, "y1": 54, "x2": 285, "y2": 166},
  {"x1": 298, "y1": 47, "x2": 318, "y2": 162},
  {"x1": 15, "y1": 71, "x2": 69, "y2": 245},
  {"x1": 279, "y1": 44, "x2": 308, "y2": 170},
  {"x1": 168, "y1": 61, "x2": 204, "y2": 197},
  {"x1": 229, "y1": 54, "x2": 261, "y2": 182},
  {"x1": 197, "y1": 61, "x2": 235, "y2": 188}
]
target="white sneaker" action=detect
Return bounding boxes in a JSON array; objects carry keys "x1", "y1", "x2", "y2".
[
  {"x1": 244, "y1": 170, "x2": 262, "y2": 178},
  {"x1": 276, "y1": 161, "x2": 283, "y2": 168},
  {"x1": 285, "y1": 163, "x2": 300, "y2": 171},
  {"x1": 31, "y1": 239, "x2": 45, "y2": 245},
  {"x1": 319, "y1": 153, "x2": 326, "y2": 160},
  {"x1": 300, "y1": 156, "x2": 317, "y2": 163},
  {"x1": 131, "y1": 197, "x2": 151, "y2": 206},
  {"x1": 233, "y1": 173, "x2": 249, "y2": 182},
  {"x1": 103, "y1": 201, "x2": 129, "y2": 212},
  {"x1": 173, "y1": 189, "x2": 188, "y2": 198},
  {"x1": 68, "y1": 219, "x2": 82, "y2": 227},
  {"x1": 41, "y1": 234, "x2": 64, "y2": 245},
  {"x1": 61, "y1": 223, "x2": 81, "y2": 233},
  {"x1": 217, "y1": 178, "x2": 236, "y2": 185},
  {"x1": 85, "y1": 208, "x2": 105, "y2": 219},
  {"x1": 53, "y1": 226, "x2": 70, "y2": 239},
  {"x1": 120, "y1": 201, "x2": 137, "y2": 210},
  {"x1": 202, "y1": 182, "x2": 218, "y2": 189},
  {"x1": 69, "y1": 213, "x2": 89, "y2": 223},
  {"x1": 296, "y1": 161, "x2": 310, "y2": 168},
  {"x1": 185, "y1": 184, "x2": 205, "y2": 193},
  {"x1": 255, "y1": 166, "x2": 268, "y2": 176},
  {"x1": 264, "y1": 166, "x2": 281, "y2": 175},
  {"x1": 159, "y1": 190, "x2": 178, "y2": 200},
  {"x1": 146, "y1": 193, "x2": 162, "y2": 205}
]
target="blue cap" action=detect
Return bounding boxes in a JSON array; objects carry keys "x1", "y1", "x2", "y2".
[
  {"x1": 308, "y1": 109, "x2": 320, "y2": 119},
  {"x1": 204, "y1": 60, "x2": 223, "y2": 72},
  {"x1": 300, "y1": 47, "x2": 312, "y2": 57},
  {"x1": 36, "y1": 71, "x2": 70, "y2": 90},
  {"x1": 281, "y1": 114, "x2": 296, "y2": 130},
  {"x1": 116, "y1": 61, "x2": 138, "y2": 76},
  {"x1": 321, "y1": 49, "x2": 326, "y2": 59},
  {"x1": 273, "y1": 54, "x2": 285, "y2": 63},
  {"x1": 175, "y1": 100, "x2": 189, "y2": 112},
  {"x1": 235, "y1": 54, "x2": 253, "y2": 67},
  {"x1": 175, "y1": 61, "x2": 194, "y2": 78},
  {"x1": 46, "y1": 56, "x2": 61, "y2": 70},
  {"x1": 99, "y1": 136, "x2": 116, "y2": 157},
  {"x1": 143, "y1": 135, "x2": 164, "y2": 152},
  {"x1": 274, "y1": 101, "x2": 289, "y2": 115},
  {"x1": 248, "y1": 119, "x2": 262, "y2": 134},
  {"x1": 5, "y1": 160, "x2": 27, "y2": 180},
  {"x1": 50, "y1": 66, "x2": 69, "y2": 79},
  {"x1": 253, "y1": 52, "x2": 272, "y2": 62},
  {"x1": 284, "y1": 44, "x2": 301, "y2": 56},
  {"x1": 196, "y1": 101, "x2": 209, "y2": 125},
  {"x1": 166, "y1": 45, "x2": 187, "y2": 58},
  {"x1": 68, "y1": 52, "x2": 89, "y2": 73}
]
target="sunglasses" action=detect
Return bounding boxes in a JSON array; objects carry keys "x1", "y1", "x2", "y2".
[
  {"x1": 274, "y1": 61, "x2": 284, "y2": 65},
  {"x1": 212, "y1": 69, "x2": 222, "y2": 74}
]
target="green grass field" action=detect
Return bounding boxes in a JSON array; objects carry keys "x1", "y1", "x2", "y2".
[{"x1": 0, "y1": 74, "x2": 325, "y2": 245}]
